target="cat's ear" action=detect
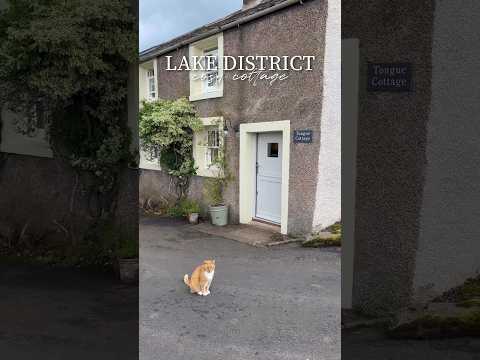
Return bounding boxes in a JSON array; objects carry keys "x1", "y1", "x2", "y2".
[{"x1": 212, "y1": 259, "x2": 215, "y2": 264}]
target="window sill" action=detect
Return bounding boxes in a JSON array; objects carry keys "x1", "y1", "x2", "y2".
[
  {"x1": 189, "y1": 90, "x2": 223, "y2": 102},
  {"x1": 196, "y1": 166, "x2": 221, "y2": 178},
  {"x1": 196, "y1": 172, "x2": 221, "y2": 178}
]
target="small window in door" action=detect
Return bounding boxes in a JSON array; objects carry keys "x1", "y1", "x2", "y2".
[{"x1": 268, "y1": 143, "x2": 279, "y2": 157}]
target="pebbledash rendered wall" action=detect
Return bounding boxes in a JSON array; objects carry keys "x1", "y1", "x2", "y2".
[
  {"x1": 344, "y1": 0, "x2": 480, "y2": 315},
  {"x1": 411, "y1": 0, "x2": 480, "y2": 305},
  {"x1": 343, "y1": 0, "x2": 435, "y2": 315},
  {"x1": 312, "y1": 0, "x2": 340, "y2": 232},
  {"x1": 140, "y1": 0, "x2": 334, "y2": 235}
]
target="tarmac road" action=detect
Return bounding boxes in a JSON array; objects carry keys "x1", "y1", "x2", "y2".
[{"x1": 140, "y1": 215, "x2": 341, "y2": 360}]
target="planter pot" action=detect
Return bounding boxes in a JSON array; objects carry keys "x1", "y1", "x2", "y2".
[
  {"x1": 209, "y1": 205, "x2": 228, "y2": 226},
  {"x1": 117, "y1": 258, "x2": 139, "y2": 284},
  {"x1": 188, "y1": 212, "x2": 199, "y2": 224}
]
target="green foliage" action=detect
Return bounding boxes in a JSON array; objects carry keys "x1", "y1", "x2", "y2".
[
  {"x1": 302, "y1": 233, "x2": 341, "y2": 248},
  {"x1": 167, "y1": 198, "x2": 201, "y2": 217},
  {"x1": 0, "y1": 0, "x2": 137, "y2": 117},
  {"x1": 0, "y1": 0, "x2": 137, "y2": 218},
  {"x1": 434, "y1": 275, "x2": 480, "y2": 304},
  {"x1": 115, "y1": 236, "x2": 139, "y2": 259},
  {"x1": 139, "y1": 98, "x2": 203, "y2": 199},
  {"x1": 329, "y1": 222, "x2": 342, "y2": 235},
  {"x1": 0, "y1": 220, "x2": 134, "y2": 267},
  {"x1": 389, "y1": 310, "x2": 480, "y2": 339},
  {"x1": 203, "y1": 177, "x2": 224, "y2": 206},
  {"x1": 457, "y1": 277, "x2": 480, "y2": 301},
  {"x1": 203, "y1": 129, "x2": 234, "y2": 206}
]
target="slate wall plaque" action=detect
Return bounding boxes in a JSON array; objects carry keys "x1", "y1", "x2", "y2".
[
  {"x1": 367, "y1": 63, "x2": 412, "y2": 92},
  {"x1": 293, "y1": 130, "x2": 313, "y2": 143}
]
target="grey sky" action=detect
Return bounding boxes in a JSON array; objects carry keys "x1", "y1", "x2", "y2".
[{"x1": 140, "y1": 0, "x2": 243, "y2": 51}]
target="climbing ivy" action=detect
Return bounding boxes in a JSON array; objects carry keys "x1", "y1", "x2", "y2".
[
  {"x1": 139, "y1": 98, "x2": 203, "y2": 200},
  {"x1": 0, "y1": 0, "x2": 137, "y2": 220}
]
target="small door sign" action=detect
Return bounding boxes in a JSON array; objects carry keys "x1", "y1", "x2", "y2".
[
  {"x1": 293, "y1": 130, "x2": 313, "y2": 143},
  {"x1": 367, "y1": 63, "x2": 412, "y2": 92}
]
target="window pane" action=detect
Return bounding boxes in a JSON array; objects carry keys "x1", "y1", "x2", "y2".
[
  {"x1": 211, "y1": 148, "x2": 219, "y2": 163},
  {"x1": 204, "y1": 48, "x2": 218, "y2": 91},
  {"x1": 268, "y1": 143, "x2": 279, "y2": 157},
  {"x1": 207, "y1": 72, "x2": 217, "y2": 88},
  {"x1": 207, "y1": 129, "x2": 219, "y2": 147}
]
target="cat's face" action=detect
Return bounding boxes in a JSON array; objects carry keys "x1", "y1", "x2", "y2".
[{"x1": 203, "y1": 259, "x2": 215, "y2": 272}]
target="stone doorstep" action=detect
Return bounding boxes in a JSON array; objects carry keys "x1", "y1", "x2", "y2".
[
  {"x1": 341, "y1": 309, "x2": 392, "y2": 330},
  {"x1": 190, "y1": 221, "x2": 284, "y2": 247}
]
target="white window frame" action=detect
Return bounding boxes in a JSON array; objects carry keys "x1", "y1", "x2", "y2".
[
  {"x1": 147, "y1": 68, "x2": 156, "y2": 100},
  {"x1": 193, "y1": 117, "x2": 224, "y2": 177},
  {"x1": 138, "y1": 60, "x2": 162, "y2": 170},
  {"x1": 203, "y1": 48, "x2": 219, "y2": 94},
  {"x1": 0, "y1": 106, "x2": 52, "y2": 158},
  {"x1": 189, "y1": 33, "x2": 224, "y2": 102},
  {"x1": 139, "y1": 59, "x2": 158, "y2": 103},
  {"x1": 205, "y1": 126, "x2": 220, "y2": 166}
]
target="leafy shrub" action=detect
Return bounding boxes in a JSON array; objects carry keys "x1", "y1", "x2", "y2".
[
  {"x1": 115, "y1": 237, "x2": 139, "y2": 259},
  {"x1": 139, "y1": 98, "x2": 203, "y2": 199},
  {"x1": 203, "y1": 178, "x2": 224, "y2": 206},
  {"x1": 167, "y1": 199, "x2": 201, "y2": 217},
  {"x1": 202, "y1": 145, "x2": 234, "y2": 206}
]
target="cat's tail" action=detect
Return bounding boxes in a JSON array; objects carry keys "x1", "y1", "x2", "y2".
[{"x1": 183, "y1": 274, "x2": 190, "y2": 288}]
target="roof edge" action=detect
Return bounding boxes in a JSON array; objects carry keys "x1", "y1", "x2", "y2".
[{"x1": 139, "y1": 0, "x2": 306, "y2": 63}]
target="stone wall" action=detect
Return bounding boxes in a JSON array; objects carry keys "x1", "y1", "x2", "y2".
[{"x1": 0, "y1": 153, "x2": 138, "y2": 247}]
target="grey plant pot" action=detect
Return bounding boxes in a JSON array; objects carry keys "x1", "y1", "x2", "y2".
[
  {"x1": 209, "y1": 205, "x2": 228, "y2": 226},
  {"x1": 117, "y1": 258, "x2": 139, "y2": 283}
]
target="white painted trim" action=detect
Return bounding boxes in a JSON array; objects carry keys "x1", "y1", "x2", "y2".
[
  {"x1": 313, "y1": 0, "x2": 341, "y2": 231},
  {"x1": 341, "y1": 38, "x2": 359, "y2": 309},
  {"x1": 193, "y1": 116, "x2": 223, "y2": 177},
  {"x1": 153, "y1": 58, "x2": 159, "y2": 101},
  {"x1": 189, "y1": 33, "x2": 224, "y2": 102},
  {"x1": 239, "y1": 120, "x2": 290, "y2": 234},
  {"x1": 189, "y1": 90, "x2": 223, "y2": 102},
  {"x1": 139, "y1": 149, "x2": 162, "y2": 171},
  {"x1": 0, "y1": 107, "x2": 53, "y2": 158}
]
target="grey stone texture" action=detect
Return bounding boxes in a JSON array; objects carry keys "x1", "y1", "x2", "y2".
[{"x1": 140, "y1": 0, "x2": 328, "y2": 234}]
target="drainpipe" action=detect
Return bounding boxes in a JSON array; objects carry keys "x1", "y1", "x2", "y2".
[{"x1": 140, "y1": 0, "x2": 307, "y2": 62}]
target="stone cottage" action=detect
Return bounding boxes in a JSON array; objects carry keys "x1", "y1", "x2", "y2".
[{"x1": 139, "y1": 0, "x2": 341, "y2": 235}]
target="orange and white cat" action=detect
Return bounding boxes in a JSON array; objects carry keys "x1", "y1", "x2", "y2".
[{"x1": 183, "y1": 259, "x2": 215, "y2": 296}]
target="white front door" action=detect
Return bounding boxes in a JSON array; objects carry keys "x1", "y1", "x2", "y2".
[{"x1": 255, "y1": 132, "x2": 282, "y2": 224}]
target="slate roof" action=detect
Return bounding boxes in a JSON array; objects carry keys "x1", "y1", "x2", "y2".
[{"x1": 139, "y1": 0, "x2": 304, "y2": 61}]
